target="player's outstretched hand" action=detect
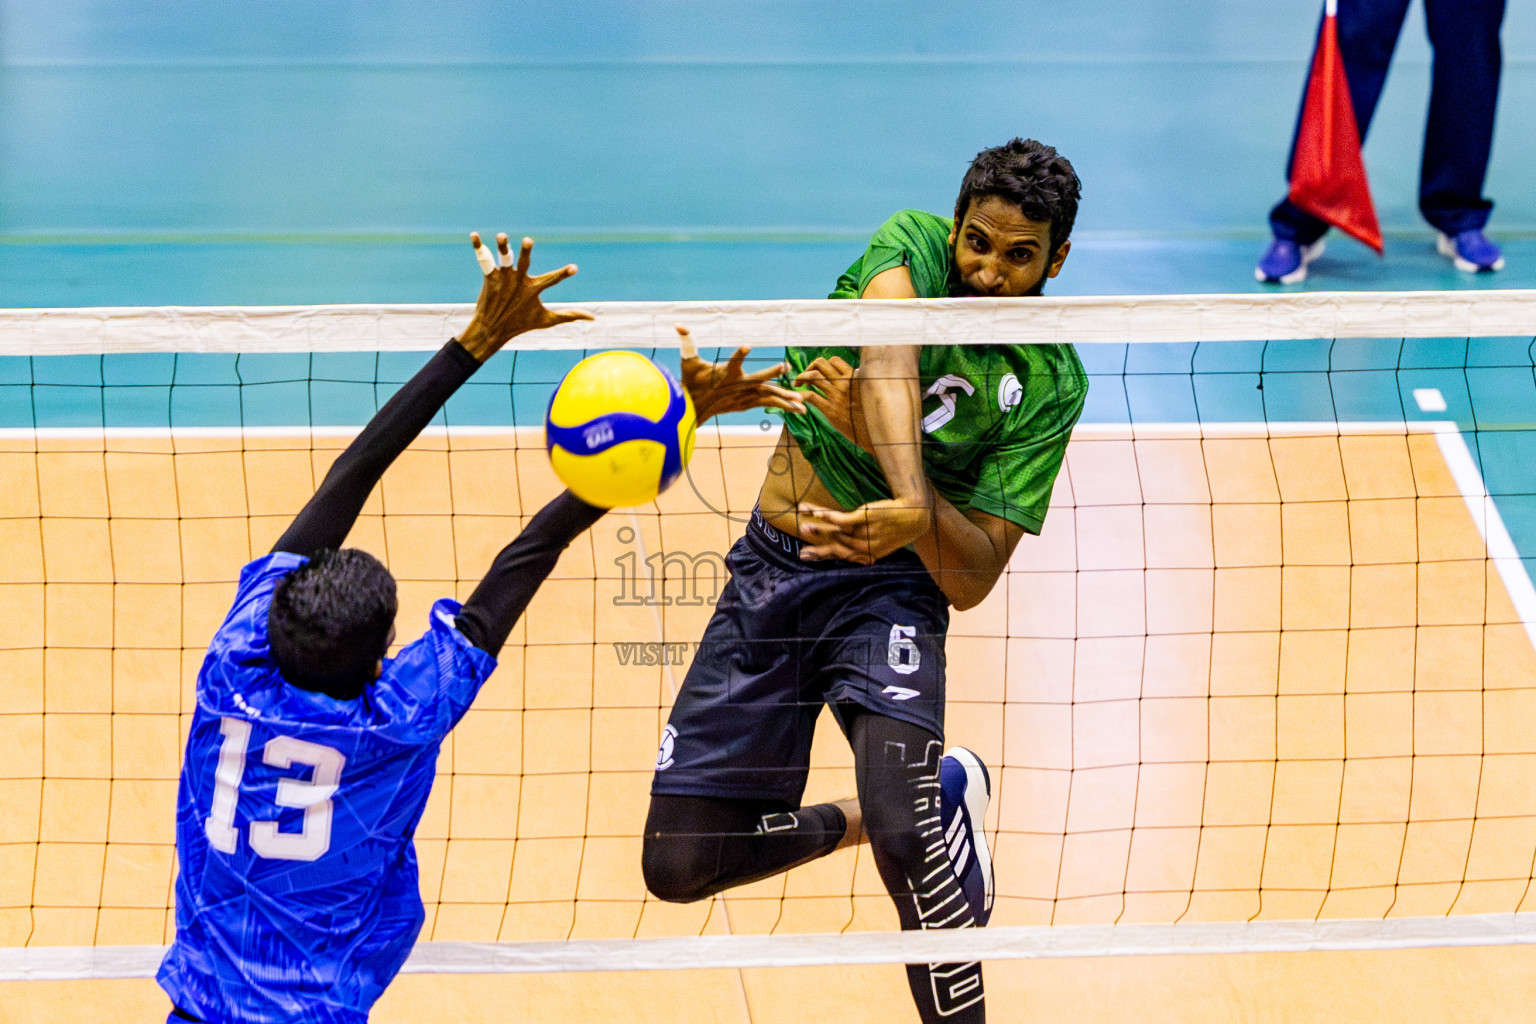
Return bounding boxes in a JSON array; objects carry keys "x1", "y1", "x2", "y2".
[
  {"x1": 794, "y1": 354, "x2": 871, "y2": 452},
  {"x1": 675, "y1": 326, "x2": 806, "y2": 423},
  {"x1": 457, "y1": 233, "x2": 593, "y2": 362},
  {"x1": 795, "y1": 498, "x2": 933, "y2": 564}
]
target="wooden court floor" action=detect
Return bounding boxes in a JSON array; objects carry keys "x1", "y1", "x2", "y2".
[{"x1": 4, "y1": 424, "x2": 1536, "y2": 1022}]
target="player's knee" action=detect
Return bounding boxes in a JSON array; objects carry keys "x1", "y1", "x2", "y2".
[{"x1": 641, "y1": 833, "x2": 717, "y2": 903}]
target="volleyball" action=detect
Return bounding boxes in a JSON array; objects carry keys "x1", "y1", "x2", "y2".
[{"x1": 545, "y1": 351, "x2": 697, "y2": 508}]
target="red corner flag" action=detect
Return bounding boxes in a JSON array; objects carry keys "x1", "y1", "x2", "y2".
[{"x1": 1288, "y1": 0, "x2": 1383, "y2": 252}]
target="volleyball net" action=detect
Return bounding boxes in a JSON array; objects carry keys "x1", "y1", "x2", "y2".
[{"x1": 5, "y1": 290, "x2": 1536, "y2": 982}]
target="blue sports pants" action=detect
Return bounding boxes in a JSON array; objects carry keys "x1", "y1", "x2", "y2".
[{"x1": 1270, "y1": 0, "x2": 1506, "y2": 242}]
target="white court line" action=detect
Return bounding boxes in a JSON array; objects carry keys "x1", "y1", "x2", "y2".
[
  {"x1": 10, "y1": 913, "x2": 1536, "y2": 980},
  {"x1": 1431, "y1": 424, "x2": 1536, "y2": 655}
]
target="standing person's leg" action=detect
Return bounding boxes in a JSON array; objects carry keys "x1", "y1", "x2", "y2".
[
  {"x1": 847, "y1": 708, "x2": 987, "y2": 1024},
  {"x1": 1422, "y1": 0, "x2": 1506, "y2": 268},
  {"x1": 1267, "y1": 0, "x2": 1412, "y2": 246}
]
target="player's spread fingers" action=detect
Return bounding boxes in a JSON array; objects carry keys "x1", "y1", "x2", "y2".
[
  {"x1": 802, "y1": 393, "x2": 831, "y2": 418},
  {"x1": 533, "y1": 264, "x2": 579, "y2": 290},
  {"x1": 720, "y1": 388, "x2": 798, "y2": 416},
  {"x1": 550, "y1": 309, "x2": 595, "y2": 325},
  {"x1": 497, "y1": 233, "x2": 513, "y2": 268},
  {"x1": 762, "y1": 384, "x2": 806, "y2": 411},
  {"x1": 515, "y1": 237, "x2": 534, "y2": 275},
  {"x1": 801, "y1": 539, "x2": 867, "y2": 564},
  {"x1": 743, "y1": 362, "x2": 789, "y2": 382},
  {"x1": 814, "y1": 356, "x2": 848, "y2": 381},
  {"x1": 674, "y1": 325, "x2": 699, "y2": 362},
  {"x1": 797, "y1": 368, "x2": 841, "y2": 392},
  {"x1": 795, "y1": 369, "x2": 827, "y2": 394},
  {"x1": 725, "y1": 346, "x2": 750, "y2": 374},
  {"x1": 798, "y1": 506, "x2": 854, "y2": 537},
  {"x1": 805, "y1": 506, "x2": 856, "y2": 529},
  {"x1": 472, "y1": 232, "x2": 496, "y2": 275}
]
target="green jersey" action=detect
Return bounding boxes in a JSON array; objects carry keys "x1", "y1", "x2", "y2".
[{"x1": 784, "y1": 209, "x2": 1087, "y2": 535}]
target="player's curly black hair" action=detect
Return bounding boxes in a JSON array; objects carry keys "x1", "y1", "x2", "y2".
[
  {"x1": 954, "y1": 138, "x2": 1082, "y2": 258},
  {"x1": 267, "y1": 548, "x2": 397, "y2": 698}
]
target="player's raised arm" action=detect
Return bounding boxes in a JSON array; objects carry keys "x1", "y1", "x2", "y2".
[{"x1": 272, "y1": 234, "x2": 590, "y2": 557}]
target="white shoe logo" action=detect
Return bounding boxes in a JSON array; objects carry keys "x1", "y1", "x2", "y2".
[{"x1": 882, "y1": 685, "x2": 920, "y2": 701}]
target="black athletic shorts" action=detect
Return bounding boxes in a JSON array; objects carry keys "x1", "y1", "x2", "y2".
[{"x1": 651, "y1": 508, "x2": 950, "y2": 805}]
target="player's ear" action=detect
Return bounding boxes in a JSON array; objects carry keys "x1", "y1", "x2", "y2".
[{"x1": 1047, "y1": 239, "x2": 1071, "y2": 278}]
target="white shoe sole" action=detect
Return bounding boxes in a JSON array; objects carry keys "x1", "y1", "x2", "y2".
[
  {"x1": 944, "y1": 746, "x2": 993, "y2": 918},
  {"x1": 1437, "y1": 232, "x2": 1505, "y2": 273},
  {"x1": 1255, "y1": 239, "x2": 1326, "y2": 284}
]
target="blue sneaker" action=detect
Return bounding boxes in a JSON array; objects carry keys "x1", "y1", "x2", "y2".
[
  {"x1": 939, "y1": 747, "x2": 993, "y2": 926},
  {"x1": 1255, "y1": 238, "x2": 1326, "y2": 284},
  {"x1": 1437, "y1": 230, "x2": 1505, "y2": 272}
]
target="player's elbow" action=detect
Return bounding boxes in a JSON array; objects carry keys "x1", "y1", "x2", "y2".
[
  {"x1": 949, "y1": 587, "x2": 988, "y2": 613},
  {"x1": 944, "y1": 568, "x2": 1004, "y2": 612}
]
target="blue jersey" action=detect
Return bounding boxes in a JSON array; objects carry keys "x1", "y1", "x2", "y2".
[{"x1": 158, "y1": 553, "x2": 496, "y2": 1024}]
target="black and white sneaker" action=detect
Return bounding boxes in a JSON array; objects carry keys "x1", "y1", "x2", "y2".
[{"x1": 938, "y1": 746, "x2": 994, "y2": 926}]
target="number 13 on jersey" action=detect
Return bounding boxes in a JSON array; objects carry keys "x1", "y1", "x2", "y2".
[{"x1": 204, "y1": 716, "x2": 346, "y2": 862}]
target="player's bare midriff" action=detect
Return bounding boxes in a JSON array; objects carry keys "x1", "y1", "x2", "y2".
[{"x1": 755, "y1": 427, "x2": 848, "y2": 533}]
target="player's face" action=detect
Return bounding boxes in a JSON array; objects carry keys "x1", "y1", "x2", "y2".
[{"x1": 948, "y1": 196, "x2": 1070, "y2": 297}]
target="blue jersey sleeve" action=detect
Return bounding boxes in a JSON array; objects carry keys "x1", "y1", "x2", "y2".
[
  {"x1": 198, "y1": 552, "x2": 307, "y2": 702},
  {"x1": 366, "y1": 599, "x2": 498, "y2": 744}
]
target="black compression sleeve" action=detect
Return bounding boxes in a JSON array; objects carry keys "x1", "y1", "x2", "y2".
[
  {"x1": 273, "y1": 340, "x2": 480, "y2": 557},
  {"x1": 454, "y1": 490, "x2": 609, "y2": 656}
]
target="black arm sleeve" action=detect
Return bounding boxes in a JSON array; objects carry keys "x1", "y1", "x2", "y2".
[
  {"x1": 454, "y1": 490, "x2": 609, "y2": 657},
  {"x1": 273, "y1": 340, "x2": 481, "y2": 557}
]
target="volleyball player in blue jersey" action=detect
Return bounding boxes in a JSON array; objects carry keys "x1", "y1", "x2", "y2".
[{"x1": 157, "y1": 233, "x2": 801, "y2": 1024}]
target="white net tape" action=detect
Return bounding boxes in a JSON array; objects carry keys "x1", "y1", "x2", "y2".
[{"x1": 3, "y1": 289, "x2": 1536, "y2": 354}]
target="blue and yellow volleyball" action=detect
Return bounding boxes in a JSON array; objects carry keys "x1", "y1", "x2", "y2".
[{"x1": 545, "y1": 351, "x2": 697, "y2": 508}]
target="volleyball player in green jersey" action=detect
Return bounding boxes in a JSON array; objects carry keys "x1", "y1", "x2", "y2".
[{"x1": 644, "y1": 139, "x2": 1087, "y2": 1024}]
